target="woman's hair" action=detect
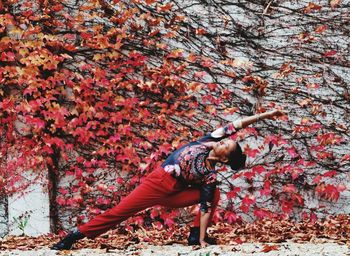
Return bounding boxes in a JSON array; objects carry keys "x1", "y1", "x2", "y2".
[{"x1": 227, "y1": 142, "x2": 246, "y2": 171}]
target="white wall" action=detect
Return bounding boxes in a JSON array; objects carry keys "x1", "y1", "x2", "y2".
[{"x1": 8, "y1": 171, "x2": 50, "y2": 237}]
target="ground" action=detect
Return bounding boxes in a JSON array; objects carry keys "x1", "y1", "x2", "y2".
[
  {"x1": 1, "y1": 216, "x2": 349, "y2": 255},
  {"x1": 0, "y1": 242, "x2": 349, "y2": 256}
]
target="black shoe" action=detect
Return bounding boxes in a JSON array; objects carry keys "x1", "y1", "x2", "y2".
[
  {"x1": 187, "y1": 227, "x2": 217, "y2": 246},
  {"x1": 50, "y1": 228, "x2": 86, "y2": 250}
]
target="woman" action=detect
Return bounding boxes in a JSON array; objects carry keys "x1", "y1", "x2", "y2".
[{"x1": 51, "y1": 109, "x2": 283, "y2": 250}]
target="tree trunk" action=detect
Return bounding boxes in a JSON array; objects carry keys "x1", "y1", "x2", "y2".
[{"x1": 47, "y1": 146, "x2": 61, "y2": 234}]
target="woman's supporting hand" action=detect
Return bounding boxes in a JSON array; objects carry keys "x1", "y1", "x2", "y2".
[{"x1": 199, "y1": 239, "x2": 209, "y2": 248}]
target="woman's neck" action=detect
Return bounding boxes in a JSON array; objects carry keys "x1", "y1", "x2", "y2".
[{"x1": 205, "y1": 150, "x2": 217, "y2": 170}]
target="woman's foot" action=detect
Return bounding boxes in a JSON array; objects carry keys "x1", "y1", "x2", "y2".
[
  {"x1": 50, "y1": 228, "x2": 86, "y2": 250},
  {"x1": 187, "y1": 227, "x2": 217, "y2": 246}
]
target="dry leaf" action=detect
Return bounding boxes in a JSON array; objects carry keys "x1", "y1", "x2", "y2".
[{"x1": 261, "y1": 244, "x2": 279, "y2": 253}]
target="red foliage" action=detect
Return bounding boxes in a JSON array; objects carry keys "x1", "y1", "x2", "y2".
[{"x1": 0, "y1": 0, "x2": 348, "y2": 234}]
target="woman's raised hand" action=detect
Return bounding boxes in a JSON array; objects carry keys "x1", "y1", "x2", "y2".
[{"x1": 267, "y1": 108, "x2": 284, "y2": 118}]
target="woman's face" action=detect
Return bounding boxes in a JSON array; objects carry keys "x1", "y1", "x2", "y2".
[{"x1": 213, "y1": 139, "x2": 237, "y2": 162}]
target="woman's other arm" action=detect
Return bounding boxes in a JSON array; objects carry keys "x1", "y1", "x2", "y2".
[
  {"x1": 198, "y1": 182, "x2": 216, "y2": 247},
  {"x1": 199, "y1": 212, "x2": 210, "y2": 247}
]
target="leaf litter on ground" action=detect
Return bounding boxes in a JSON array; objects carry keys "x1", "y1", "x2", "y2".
[{"x1": 0, "y1": 214, "x2": 349, "y2": 253}]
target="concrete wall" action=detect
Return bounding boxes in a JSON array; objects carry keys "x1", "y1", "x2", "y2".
[{"x1": 7, "y1": 171, "x2": 50, "y2": 237}]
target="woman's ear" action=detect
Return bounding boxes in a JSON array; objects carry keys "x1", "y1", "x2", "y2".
[{"x1": 220, "y1": 156, "x2": 229, "y2": 163}]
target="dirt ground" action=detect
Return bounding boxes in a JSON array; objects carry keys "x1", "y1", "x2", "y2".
[
  {"x1": 1, "y1": 216, "x2": 349, "y2": 255},
  {"x1": 0, "y1": 241, "x2": 349, "y2": 256}
]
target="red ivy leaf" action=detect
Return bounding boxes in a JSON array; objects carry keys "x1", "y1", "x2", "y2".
[
  {"x1": 224, "y1": 211, "x2": 238, "y2": 224},
  {"x1": 56, "y1": 196, "x2": 66, "y2": 206},
  {"x1": 323, "y1": 170, "x2": 337, "y2": 178},
  {"x1": 260, "y1": 180, "x2": 271, "y2": 196},
  {"x1": 340, "y1": 155, "x2": 350, "y2": 162},
  {"x1": 292, "y1": 193, "x2": 304, "y2": 205},
  {"x1": 281, "y1": 199, "x2": 294, "y2": 214},
  {"x1": 193, "y1": 71, "x2": 207, "y2": 80},
  {"x1": 164, "y1": 217, "x2": 175, "y2": 227},
  {"x1": 313, "y1": 174, "x2": 322, "y2": 184},
  {"x1": 80, "y1": 32, "x2": 93, "y2": 40},
  {"x1": 283, "y1": 184, "x2": 296, "y2": 193},
  {"x1": 324, "y1": 50, "x2": 337, "y2": 57},
  {"x1": 244, "y1": 145, "x2": 260, "y2": 158},
  {"x1": 286, "y1": 147, "x2": 298, "y2": 158},
  {"x1": 252, "y1": 165, "x2": 266, "y2": 174},
  {"x1": 240, "y1": 195, "x2": 256, "y2": 213},
  {"x1": 316, "y1": 184, "x2": 341, "y2": 201},
  {"x1": 291, "y1": 168, "x2": 303, "y2": 180},
  {"x1": 243, "y1": 171, "x2": 255, "y2": 180},
  {"x1": 253, "y1": 208, "x2": 271, "y2": 220},
  {"x1": 226, "y1": 187, "x2": 241, "y2": 199},
  {"x1": 152, "y1": 221, "x2": 163, "y2": 230},
  {"x1": 337, "y1": 184, "x2": 346, "y2": 192},
  {"x1": 52, "y1": 4, "x2": 64, "y2": 12}
]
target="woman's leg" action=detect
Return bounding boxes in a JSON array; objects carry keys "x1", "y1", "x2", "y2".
[
  {"x1": 159, "y1": 188, "x2": 200, "y2": 208},
  {"x1": 159, "y1": 188, "x2": 220, "y2": 227},
  {"x1": 78, "y1": 168, "x2": 180, "y2": 239}
]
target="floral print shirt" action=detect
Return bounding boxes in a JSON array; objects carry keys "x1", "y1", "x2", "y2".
[
  {"x1": 164, "y1": 144, "x2": 216, "y2": 185},
  {"x1": 161, "y1": 122, "x2": 239, "y2": 212}
]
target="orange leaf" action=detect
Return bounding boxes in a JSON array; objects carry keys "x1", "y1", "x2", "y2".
[
  {"x1": 330, "y1": 0, "x2": 341, "y2": 8},
  {"x1": 304, "y1": 3, "x2": 322, "y2": 13},
  {"x1": 207, "y1": 83, "x2": 218, "y2": 91},
  {"x1": 52, "y1": 4, "x2": 64, "y2": 12},
  {"x1": 195, "y1": 28, "x2": 207, "y2": 35},
  {"x1": 157, "y1": 3, "x2": 172, "y2": 12},
  {"x1": 205, "y1": 105, "x2": 217, "y2": 115},
  {"x1": 145, "y1": 0, "x2": 156, "y2": 4},
  {"x1": 261, "y1": 244, "x2": 279, "y2": 253},
  {"x1": 315, "y1": 25, "x2": 327, "y2": 33},
  {"x1": 166, "y1": 49, "x2": 184, "y2": 59}
]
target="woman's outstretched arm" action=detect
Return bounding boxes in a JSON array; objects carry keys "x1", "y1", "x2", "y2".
[
  {"x1": 239, "y1": 109, "x2": 284, "y2": 129},
  {"x1": 211, "y1": 109, "x2": 284, "y2": 138}
]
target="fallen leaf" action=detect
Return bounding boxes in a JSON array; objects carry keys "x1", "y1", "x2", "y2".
[{"x1": 261, "y1": 244, "x2": 279, "y2": 253}]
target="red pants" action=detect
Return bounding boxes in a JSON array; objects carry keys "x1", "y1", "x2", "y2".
[{"x1": 78, "y1": 167, "x2": 220, "y2": 239}]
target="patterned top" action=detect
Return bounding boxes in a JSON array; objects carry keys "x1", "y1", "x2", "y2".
[
  {"x1": 164, "y1": 144, "x2": 218, "y2": 185},
  {"x1": 161, "y1": 122, "x2": 240, "y2": 212}
]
